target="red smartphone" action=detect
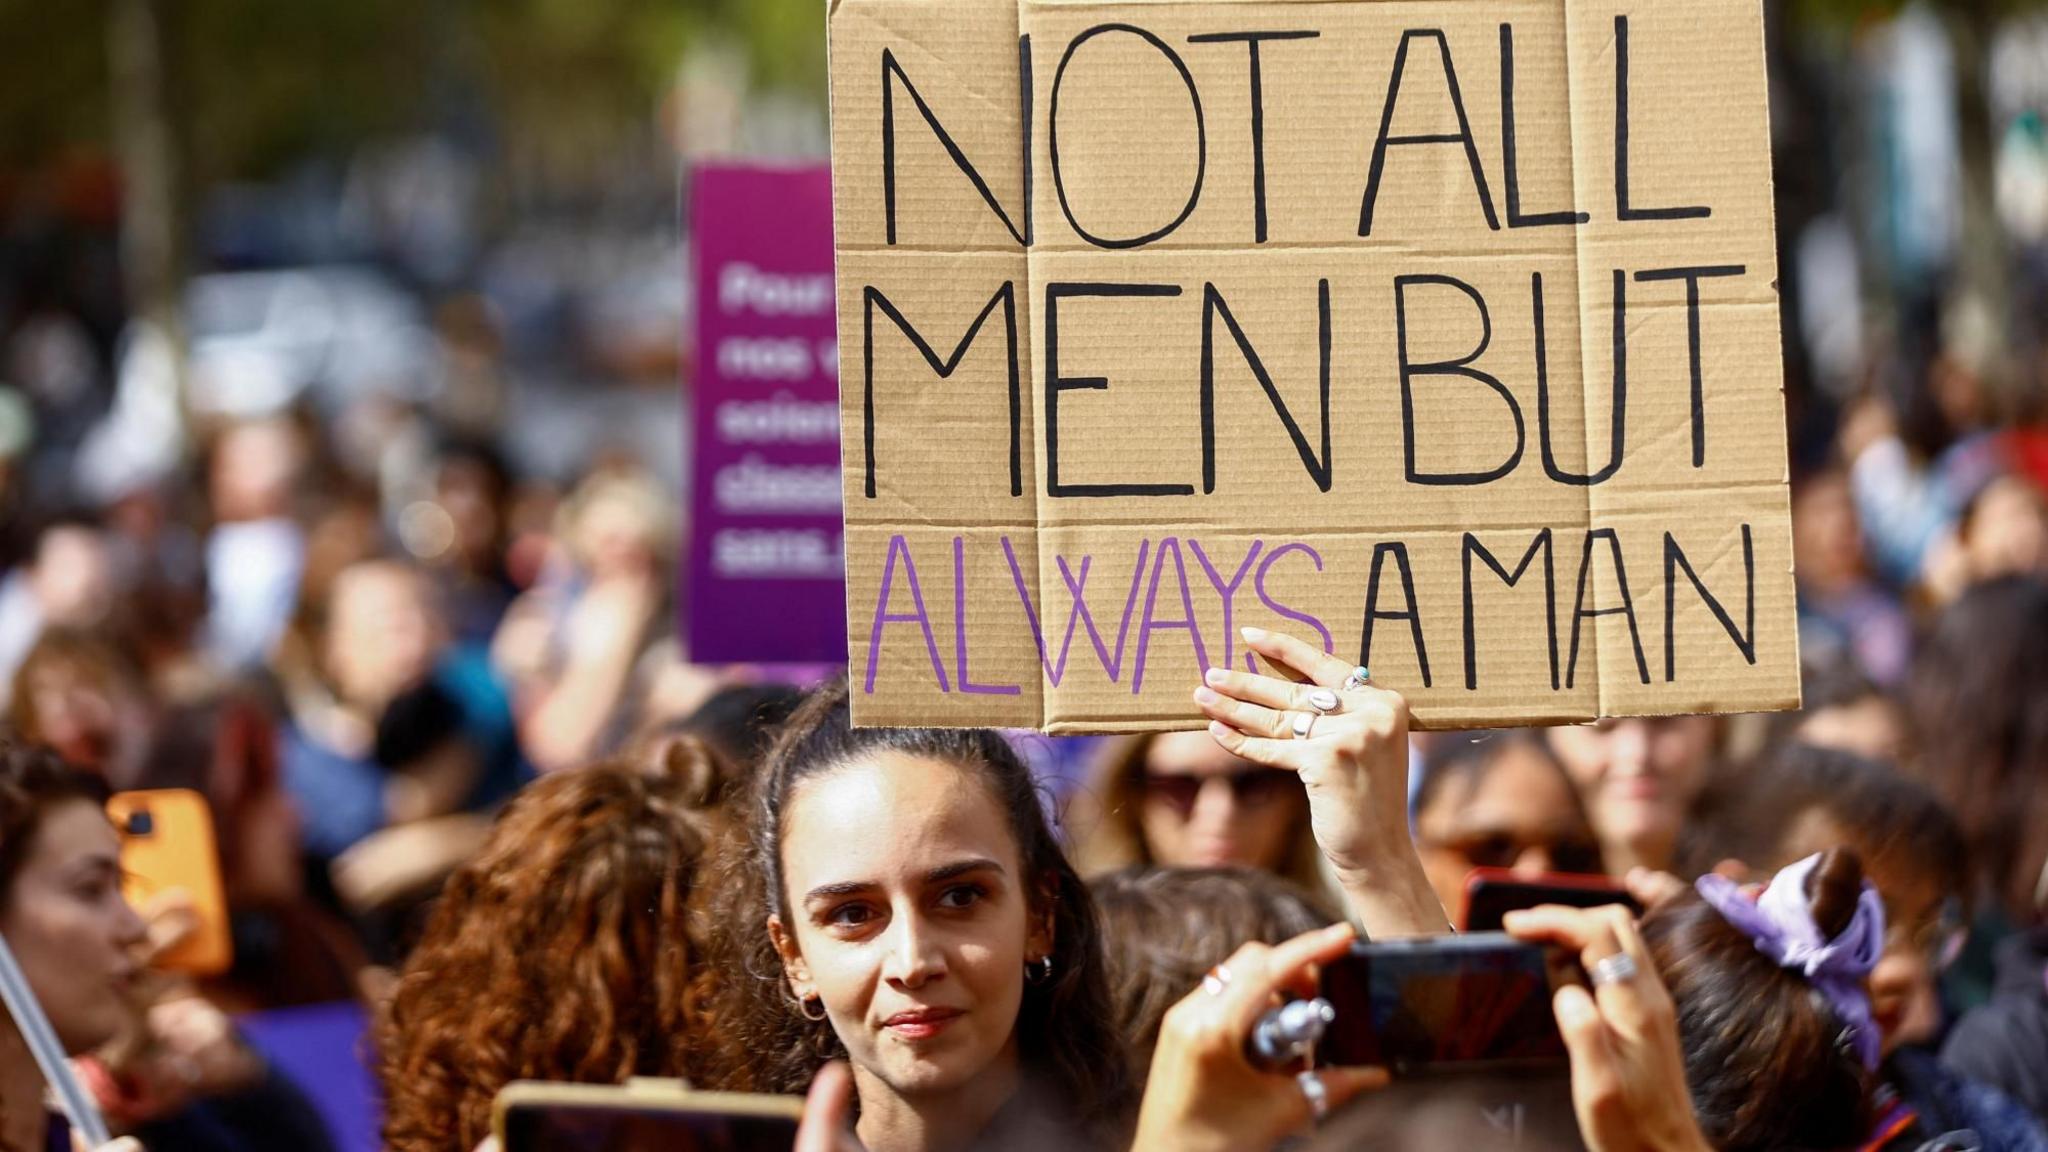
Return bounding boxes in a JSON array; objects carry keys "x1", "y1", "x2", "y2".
[
  {"x1": 1316, "y1": 933, "x2": 1581, "y2": 1075},
  {"x1": 1460, "y1": 869, "x2": 1641, "y2": 932}
]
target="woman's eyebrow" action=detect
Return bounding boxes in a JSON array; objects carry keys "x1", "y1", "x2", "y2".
[
  {"x1": 804, "y1": 879, "x2": 877, "y2": 904},
  {"x1": 924, "y1": 858, "x2": 1004, "y2": 884}
]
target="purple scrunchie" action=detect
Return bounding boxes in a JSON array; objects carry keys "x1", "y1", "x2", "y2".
[{"x1": 1695, "y1": 853, "x2": 1887, "y2": 1070}]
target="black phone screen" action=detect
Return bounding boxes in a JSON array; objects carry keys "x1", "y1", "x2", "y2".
[
  {"x1": 1316, "y1": 935, "x2": 1571, "y2": 1073},
  {"x1": 502, "y1": 1104, "x2": 800, "y2": 1152},
  {"x1": 1463, "y1": 878, "x2": 1641, "y2": 932}
]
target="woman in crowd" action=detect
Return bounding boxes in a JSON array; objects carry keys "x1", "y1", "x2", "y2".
[
  {"x1": 11, "y1": 627, "x2": 365, "y2": 1009},
  {"x1": 1065, "y1": 729, "x2": 1327, "y2": 899},
  {"x1": 1545, "y1": 716, "x2": 1720, "y2": 878},
  {"x1": 1409, "y1": 732, "x2": 1605, "y2": 921},
  {"x1": 1908, "y1": 575, "x2": 2048, "y2": 931},
  {"x1": 0, "y1": 738, "x2": 146, "y2": 1152},
  {"x1": 1544, "y1": 849, "x2": 1886, "y2": 1152},
  {"x1": 1694, "y1": 744, "x2": 2047, "y2": 1148},
  {"x1": 378, "y1": 744, "x2": 727, "y2": 1152},
  {"x1": 706, "y1": 680, "x2": 1133, "y2": 1151},
  {"x1": 490, "y1": 466, "x2": 675, "y2": 774},
  {"x1": 1090, "y1": 866, "x2": 1333, "y2": 1080},
  {"x1": 0, "y1": 739, "x2": 324, "y2": 1152}
]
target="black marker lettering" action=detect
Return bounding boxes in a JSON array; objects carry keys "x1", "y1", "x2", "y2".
[
  {"x1": 1052, "y1": 25, "x2": 1207, "y2": 249},
  {"x1": 1501, "y1": 24, "x2": 1588, "y2": 228},
  {"x1": 863, "y1": 284, "x2": 1022, "y2": 499},
  {"x1": 1360, "y1": 30, "x2": 1500, "y2": 236},
  {"x1": 1199, "y1": 280, "x2": 1332, "y2": 494},
  {"x1": 1187, "y1": 30, "x2": 1319, "y2": 243},
  {"x1": 1614, "y1": 16, "x2": 1710, "y2": 222},
  {"x1": 1664, "y1": 524, "x2": 1757, "y2": 682},
  {"x1": 881, "y1": 43, "x2": 1033, "y2": 246},
  {"x1": 1394, "y1": 274, "x2": 1526, "y2": 486},
  {"x1": 1462, "y1": 530, "x2": 1559, "y2": 691},
  {"x1": 1360, "y1": 542, "x2": 1432, "y2": 688},
  {"x1": 1566, "y1": 529, "x2": 1650, "y2": 689},
  {"x1": 1634, "y1": 265, "x2": 1746, "y2": 469},
  {"x1": 1534, "y1": 271, "x2": 1627, "y2": 486},
  {"x1": 1045, "y1": 283, "x2": 1191, "y2": 497}
]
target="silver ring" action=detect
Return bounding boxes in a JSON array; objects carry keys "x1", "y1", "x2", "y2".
[
  {"x1": 1342, "y1": 666, "x2": 1372, "y2": 692},
  {"x1": 1590, "y1": 952, "x2": 1639, "y2": 988},
  {"x1": 1290, "y1": 712, "x2": 1317, "y2": 740},
  {"x1": 1201, "y1": 965, "x2": 1232, "y2": 997},
  {"x1": 1297, "y1": 1070, "x2": 1330, "y2": 1121},
  {"x1": 1306, "y1": 688, "x2": 1340, "y2": 715}
]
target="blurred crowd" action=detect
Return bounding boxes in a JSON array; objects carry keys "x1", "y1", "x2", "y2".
[
  {"x1": 0, "y1": 274, "x2": 2033, "y2": 1148},
  {"x1": 0, "y1": 2, "x2": 2041, "y2": 1148}
]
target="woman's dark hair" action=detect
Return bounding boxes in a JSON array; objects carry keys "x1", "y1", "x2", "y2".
[
  {"x1": 0, "y1": 740, "x2": 111, "y2": 915},
  {"x1": 1686, "y1": 742, "x2": 1967, "y2": 899},
  {"x1": 1091, "y1": 866, "x2": 1335, "y2": 1080},
  {"x1": 1413, "y1": 731, "x2": 1580, "y2": 818},
  {"x1": 1906, "y1": 575, "x2": 2048, "y2": 921},
  {"x1": 702, "y1": 680, "x2": 1135, "y2": 1137},
  {"x1": 1642, "y1": 848, "x2": 1876, "y2": 1152}
]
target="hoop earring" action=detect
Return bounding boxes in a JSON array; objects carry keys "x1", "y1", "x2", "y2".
[
  {"x1": 792, "y1": 990, "x2": 828, "y2": 1022},
  {"x1": 1026, "y1": 955, "x2": 1054, "y2": 986}
]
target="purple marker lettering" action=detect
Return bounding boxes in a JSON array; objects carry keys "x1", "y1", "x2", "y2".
[
  {"x1": 1056, "y1": 539, "x2": 1151, "y2": 683},
  {"x1": 1255, "y1": 542, "x2": 1335, "y2": 653},
  {"x1": 1188, "y1": 538, "x2": 1264, "y2": 673},
  {"x1": 1134, "y1": 538, "x2": 1210, "y2": 694},
  {"x1": 954, "y1": 537, "x2": 1020, "y2": 696},
  {"x1": 864, "y1": 534, "x2": 951, "y2": 694}
]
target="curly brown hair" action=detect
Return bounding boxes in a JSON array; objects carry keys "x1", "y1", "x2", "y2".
[{"x1": 377, "y1": 744, "x2": 726, "y2": 1152}]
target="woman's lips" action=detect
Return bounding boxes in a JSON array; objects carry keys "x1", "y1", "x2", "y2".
[{"x1": 883, "y1": 1007, "x2": 964, "y2": 1041}]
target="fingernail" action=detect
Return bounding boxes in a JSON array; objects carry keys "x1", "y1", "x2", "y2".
[
  {"x1": 1241, "y1": 626, "x2": 1267, "y2": 641},
  {"x1": 1204, "y1": 667, "x2": 1228, "y2": 685},
  {"x1": 1193, "y1": 687, "x2": 1219, "y2": 706},
  {"x1": 1208, "y1": 720, "x2": 1230, "y2": 738},
  {"x1": 1555, "y1": 986, "x2": 1595, "y2": 1024},
  {"x1": 1324, "y1": 922, "x2": 1357, "y2": 940}
]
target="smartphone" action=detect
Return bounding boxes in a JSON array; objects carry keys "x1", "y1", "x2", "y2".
[
  {"x1": 494, "y1": 1081, "x2": 803, "y2": 1152},
  {"x1": 1316, "y1": 933, "x2": 1579, "y2": 1075},
  {"x1": 106, "y1": 789, "x2": 233, "y2": 977},
  {"x1": 1460, "y1": 869, "x2": 1642, "y2": 932}
]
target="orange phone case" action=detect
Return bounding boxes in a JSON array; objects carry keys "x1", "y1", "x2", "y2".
[{"x1": 106, "y1": 790, "x2": 233, "y2": 977}]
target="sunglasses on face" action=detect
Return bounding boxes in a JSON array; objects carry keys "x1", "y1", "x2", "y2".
[
  {"x1": 1420, "y1": 831, "x2": 1606, "y2": 876},
  {"x1": 1140, "y1": 769, "x2": 1300, "y2": 818}
]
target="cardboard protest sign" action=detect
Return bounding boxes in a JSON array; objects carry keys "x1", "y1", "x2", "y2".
[
  {"x1": 687, "y1": 164, "x2": 848, "y2": 664},
  {"x1": 829, "y1": 0, "x2": 1799, "y2": 732}
]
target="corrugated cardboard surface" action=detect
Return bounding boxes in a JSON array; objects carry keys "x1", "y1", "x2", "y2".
[{"x1": 831, "y1": 0, "x2": 1799, "y2": 732}]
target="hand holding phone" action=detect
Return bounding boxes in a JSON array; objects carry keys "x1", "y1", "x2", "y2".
[
  {"x1": 1315, "y1": 933, "x2": 1581, "y2": 1075},
  {"x1": 107, "y1": 790, "x2": 232, "y2": 977},
  {"x1": 1132, "y1": 923, "x2": 1389, "y2": 1152},
  {"x1": 1501, "y1": 905, "x2": 1714, "y2": 1152}
]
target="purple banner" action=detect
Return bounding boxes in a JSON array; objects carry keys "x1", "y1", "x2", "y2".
[{"x1": 685, "y1": 164, "x2": 846, "y2": 664}]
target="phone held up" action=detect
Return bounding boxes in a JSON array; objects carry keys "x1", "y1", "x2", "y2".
[
  {"x1": 1460, "y1": 868, "x2": 1643, "y2": 932},
  {"x1": 106, "y1": 789, "x2": 233, "y2": 977},
  {"x1": 494, "y1": 1080, "x2": 803, "y2": 1152},
  {"x1": 1316, "y1": 932, "x2": 1584, "y2": 1075}
]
